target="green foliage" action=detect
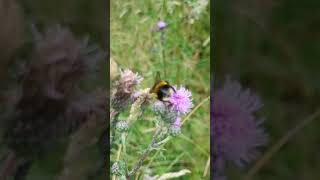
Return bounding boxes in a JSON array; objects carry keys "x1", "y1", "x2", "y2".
[{"x1": 111, "y1": 0, "x2": 210, "y2": 179}]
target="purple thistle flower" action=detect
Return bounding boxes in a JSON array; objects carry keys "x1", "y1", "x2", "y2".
[
  {"x1": 157, "y1": 20, "x2": 167, "y2": 30},
  {"x1": 2, "y1": 24, "x2": 106, "y2": 163},
  {"x1": 152, "y1": 86, "x2": 192, "y2": 131},
  {"x1": 169, "y1": 86, "x2": 193, "y2": 115},
  {"x1": 212, "y1": 77, "x2": 267, "y2": 168}
]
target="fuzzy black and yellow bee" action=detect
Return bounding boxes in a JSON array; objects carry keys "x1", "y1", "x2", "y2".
[{"x1": 150, "y1": 72, "x2": 175, "y2": 102}]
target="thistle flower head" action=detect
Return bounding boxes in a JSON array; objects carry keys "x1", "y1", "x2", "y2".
[
  {"x1": 119, "y1": 69, "x2": 143, "y2": 93},
  {"x1": 157, "y1": 21, "x2": 167, "y2": 30},
  {"x1": 153, "y1": 86, "x2": 193, "y2": 126},
  {"x1": 111, "y1": 69, "x2": 143, "y2": 111},
  {"x1": 33, "y1": 24, "x2": 102, "y2": 71},
  {"x1": 153, "y1": 101, "x2": 178, "y2": 124},
  {"x1": 212, "y1": 77, "x2": 267, "y2": 168},
  {"x1": 3, "y1": 24, "x2": 106, "y2": 158},
  {"x1": 28, "y1": 24, "x2": 104, "y2": 100},
  {"x1": 169, "y1": 86, "x2": 193, "y2": 115}
]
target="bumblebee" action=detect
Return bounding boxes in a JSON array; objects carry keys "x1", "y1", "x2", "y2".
[{"x1": 150, "y1": 72, "x2": 175, "y2": 102}]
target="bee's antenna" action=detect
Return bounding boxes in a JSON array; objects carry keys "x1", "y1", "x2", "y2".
[{"x1": 170, "y1": 85, "x2": 176, "y2": 92}]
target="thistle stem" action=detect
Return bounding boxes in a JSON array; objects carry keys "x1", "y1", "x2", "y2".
[
  {"x1": 243, "y1": 109, "x2": 320, "y2": 180},
  {"x1": 110, "y1": 113, "x2": 119, "y2": 148},
  {"x1": 128, "y1": 126, "x2": 163, "y2": 178},
  {"x1": 112, "y1": 144, "x2": 123, "y2": 180},
  {"x1": 160, "y1": 31, "x2": 166, "y2": 77}
]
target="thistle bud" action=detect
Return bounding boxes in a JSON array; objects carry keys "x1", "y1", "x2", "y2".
[
  {"x1": 116, "y1": 121, "x2": 129, "y2": 132},
  {"x1": 111, "y1": 161, "x2": 126, "y2": 176},
  {"x1": 153, "y1": 101, "x2": 177, "y2": 124},
  {"x1": 111, "y1": 162, "x2": 121, "y2": 175},
  {"x1": 169, "y1": 125, "x2": 181, "y2": 137}
]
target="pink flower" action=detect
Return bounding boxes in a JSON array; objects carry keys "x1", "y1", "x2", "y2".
[
  {"x1": 169, "y1": 86, "x2": 193, "y2": 115},
  {"x1": 157, "y1": 21, "x2": 167, "y2": 30},
  {"x1": 212, "y1": 77, "x2": 267, "y2": 168},
  {"x1": 119, "y1": 69, "x2": 143, "y2": 94}
]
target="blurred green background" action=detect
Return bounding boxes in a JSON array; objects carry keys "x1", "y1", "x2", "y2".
[
  {"x1": 215, "y1": 0, "x2": 320, "y2": 179},
  {"x1": 111, "y1": 0, "x2": 210, "y2": 179},
  {"x1": 0, "y1": 0, "x2": 106, "y2": 179}
]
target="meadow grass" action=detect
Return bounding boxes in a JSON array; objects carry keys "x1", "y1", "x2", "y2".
[{"x1": 111, "y1": 0, "x2": 210, "y2": 179}]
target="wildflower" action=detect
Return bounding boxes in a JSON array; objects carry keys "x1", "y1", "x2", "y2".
[
  {"x1": 157, "y1": 20, "x2": 167, "y2": 30},
  {"x1": 153, "y1": 100, "x2": 178, "y2": 124},
  {"x1": 29, "y1": 24, "x2": 104, "y2": 100},
  {"x1": 153, "y1": 86, "x2": 193, "y2": 125},
  {"x1": 119, "y1": 69, "x2": 143, "y2": 93},
  {"x1": 212, "y1": 77, "x2": 267, "y2": 168},
  {"x1": 111, "y1": 69, "x2": 143, "y2": 111},
  {"x1": 169, "y1": 86, "x2": 193, "y2": 115},
  {"x1": 1, "y1": 24, "x2": 106, "y2": 179}
]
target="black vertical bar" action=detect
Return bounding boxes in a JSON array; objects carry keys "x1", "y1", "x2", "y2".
[
  {"x1": 211, "y1": 0, "x2": 215, "y2": 179},
  {"x1": 105, "y1": 0, "x2": 111, "y2": 178}
]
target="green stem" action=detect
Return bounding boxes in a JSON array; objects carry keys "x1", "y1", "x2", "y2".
[
  {"x1": 243, "y1": 109, "x2": 320, "y2": 180},
  {"x1": 127, "y1": 126, "x2": 163, "y2": 178},
  {"x1": 160, "y1": 31, "x2": 166, "y2": 77},
  {"x1": 110, "y1": 113, "x2": 119, "y2": 148}
]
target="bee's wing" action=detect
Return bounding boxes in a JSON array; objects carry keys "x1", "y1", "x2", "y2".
[
  {"x1": 155, "y1": 71, "x2": 161, "y2": 82},
  {"x1": 150, "y1": 71, "x2": 161, "y2": 93}
]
